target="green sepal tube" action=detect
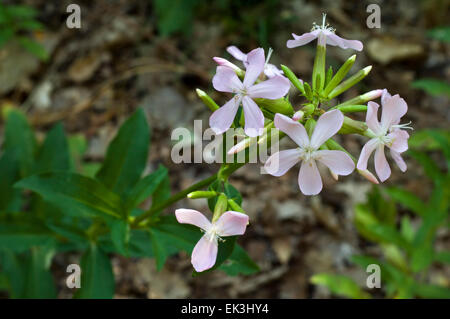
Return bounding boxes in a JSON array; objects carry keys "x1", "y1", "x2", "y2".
[
  {"x1": 322, "y1": 54, "x2": 356, "y2": 97},
  {"x1": 327, "y1": 66, "x2": 372, "y2": 99},
  {"x1": 336, "y1": 104, "x2": 367, "y2": 113},
  {"x1": 338, "y1": 116, "x2": 368, "y2": 135},
  {"x1": 305, "y1": 118, "x2": 316, "y2": 136},
  {"x1": 325, "y1": 139, "x2": 356, "y2": 162},
  {"x1": 196, "y1": 89, "x2": 219, "y2": 112},
  {"x1": 312, "y1": 43, "x2": 326, "y2": 93},
  {"x1": 254, "y1": 98, "x2": 294, "y2": 116},
  {"x1": 212, "y1": 193, "x2": 228, "y2": 223},
  {"x1": 280, "y1": 64, "x2": 305, "y2": 95},
  {"x1": 227, "y1": 199, "x2": 247, "y2": 215},
  {"x1": 187, "y1": 190, "x2": 218, "y2": 199},
  {"x1": 324, "y1": 66, "x2": 333, "y2": 88}
]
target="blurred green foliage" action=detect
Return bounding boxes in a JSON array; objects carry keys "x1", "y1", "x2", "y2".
[
  {"x1": 152, "y1": 0, "x2": 282, "y2": 48},
  {"x1": 0, "y1": 3, "x2": 48, "y2": 60},
  {"x1": 312, "y1": 129, "x2": 450, "y2": 299},
  {"x1": 411, "y1": 25, "x2": 450, "y2": 97},
  {"x1": 0, "y1": 108, "x2": 258, "y2": 298}
]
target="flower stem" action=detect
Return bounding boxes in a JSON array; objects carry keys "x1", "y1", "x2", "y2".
[{"x1": 132, "y1": 173, "x2": 218, "y2": 226}]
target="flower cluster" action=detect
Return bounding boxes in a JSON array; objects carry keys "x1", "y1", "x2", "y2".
[{"x1": 177, "y1": 15, "x2": 411, "y2": 272}]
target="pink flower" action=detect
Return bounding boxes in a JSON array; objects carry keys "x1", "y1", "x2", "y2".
[
  {"x1": 226, "y1": 46, "x2": 284, "y2": 78},
  {"x1": 287, "y1": 14, "x2": 363, "y2": 51},
  {"x1": 210, "y1": 48, "x2": 290, "y2": 137},
  {"x1": 265, "y1": 110, "x2": 355, "y2": 195},
  {"x1": 357, "y1": 90, "x2": 411, "y2": 182},
  {"x1": 175, "y1": 209, "x2": 249, "y2": 272}
]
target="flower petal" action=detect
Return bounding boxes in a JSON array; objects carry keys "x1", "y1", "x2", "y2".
[
  {"x1": 243, "y1": 48, "x2": 265, "y2": 87},
  {"x1": 388, "y1": 130, "x2": 409, "y2": 153},
  {"x1": 215, "y1": 211, "x2": 249, "y2": 236},
  {"x1": 326, "y1": 33, "x2": 363, "y2": 51},
  {"x1": 212, "y1": 66, "x2": 244, "y2": 93},
  {"x1": 247, "y1": 75, "x2": 290, "y2": 99},
  {"x1": 274, "y1": 113, "x2": 309, "y2": 148},
  {"x1": 213, "y1": 57, "x2": 241, "y2": 73},
  {"x1": 357, "y1": 138, "x2": 379, "y2": 170},
  {"x1": 191, "y1": 236, "x2": 218, "y2": 272},
  {"x1": 264, "y1": 149, "x2": 302, "y2": 176},
  {"x1": 242, "y1": 96, "x2": 264, "y2": 137},
  {"x1": 286, "y1": 31, "x2": 319, "y2": 48},
  {"x1": 175, "y1": 209, "x2": 211, "y2": 231},
  {"x1": 264, "y1": 64, "x2": 284, "y2": 78},
  {"x1": 374, "y1": 145, "x2": 391, "y2": 182},
  {"x1": 310, "y1": 110, "x2": 344, "y2": 149},
  {"x1": 226, "y1": 45, "x2": 247, "y2": 62},
  {"x1": 366, "y1": 101, "x2": 382, "y2": 134},
  {"x1": 298, "y1": 160, "x2": 323, "y2": 195},
  {"x1": 314, "y1": 150, "x2": 355, "y2": 175},
  {"x1": 209, "y1": 97, "x2": 240, "y2": 135},
  {"x1": 381, "y1": 92, "x2": 408, "y2": 129},
  {"x1": 390, "y1": 149, "x2": 407, "y2": 172}
]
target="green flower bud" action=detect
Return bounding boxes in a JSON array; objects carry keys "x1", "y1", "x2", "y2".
[
  {"x1": 327, "y1": 66, "x2": 372, "y2": 99},
  {"x1": 187, "y1": 191, "x2": 218, "y2": 199},
  {"x1": 280, "y1": 64, "x2": 305, "y2": 95},
  {"x1": 212, "y1": 193, "x2": 228, "y2": 223},
  {"x1": 323, "y1": 54, "x2": 356, "y2": 97},
  {"x1": 338, "y1": 116, "x2": 368, "y2": 135},
  {"x1": 196, "y1": 89, "x2": 219, "y2": 112}
]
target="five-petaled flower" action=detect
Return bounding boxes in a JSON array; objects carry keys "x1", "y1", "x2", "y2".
[
  {"x1": 210, "y1": 48, "x2": 290, "y2": 137},
  {"x1": 175, "y1": 209, "x2": 249, "y2": 272},
  {"x1": 287, "y1": 14, "x2": 363, "y2": 51},
  {"x1": 265, "y1": 110, "x2": 355, "y2": 195},
  {"x1": 357, "y1": 89, "x2": 411, "y2": 182}
]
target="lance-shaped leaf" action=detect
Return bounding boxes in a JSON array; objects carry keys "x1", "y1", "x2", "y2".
[
  {"x1": 4, "y1": 109, "x2": 36, "y2": 177},
  {"x1": 96, "y1": 108, "x2": 150, "y2": 196},
  {"x1": 75, "y1": 244, "x2": 115, "y2": 299},
  {"x1": 124, "y1": 165, "x2": 168, "y2": 210},
  {"x1": 33, "y1": 123, "x2": 70, "y2": 174},
  {"x1": 15, "y1": 172, "x2": 124, "y2": 219}
]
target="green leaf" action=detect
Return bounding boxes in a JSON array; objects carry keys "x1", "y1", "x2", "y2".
[
  {"x1": 0, "y1": 223, "x2": 56, "y2": 253},
  {"x1": 409, "y1": 150, "x2": 443, "y2": 183},
  {"x1": 68, "y1": 134, "x2": 87, "y2": 172},
  {"x1": 411, "y1": 79, "x2": 450, "y2": 97},
  {"x1": 96, "y1": 108, "x2": 150, "y2": 197},
  {"x1": 4, "y1": 109, "x2": 36, "y2": 177},
  {"x1": 219, "y1": 245, "x2": 259, "y2": 276},
  {"x1": 411, "y1": 242, "x2": 434, "y2": 273},
  {"x1": 151, "y1": 215, "x2": 201, "y2": 252},
  {"x1": 434, "y1": 251, "x2": 450, "y2": 264},
  {"x1": 17, "y1": 36, "x2": 48, "y2": 61},
  {"x1": 124, "y1": 165, "x2": 168, "y2": 210},
  {"x1": 310, "y1": 273, "x2": 370, "y2": 299},
  {"x1": 150, "y1": 172, "x2": 171, "y2": 213},
  {"x1": 0, "y1": 250, "x2": 27, "y2": 298},
  {"x1": 109, "y1": 219, "x2": 130, "y2": 257},
  {"x1": 154, "y1": 0, "x2": 200, "y2": 36},
  {"x1": 33, "y1": 123, "x2": 70, "y2": 174},
  {"x1": 75, "y1": 244, "x2": 115, "y2": 299},
  {"x1": 148, "y1": 228, "x2": 170, "y2": 271},
  {"x1": 0, "y1": 151, "x2": 22, "y2": 212},
  {"x1": 16, "y1": 172, "x2": 124, "y2": 219},
  {"x1": 24, "y1": 246, "x2": 57, "y2": 298},
  {"x1": 413, "y1": 283, "x2": 450, "y2": 299},
  {"x1": 427, "y1": 26, "x2": 450, "y2": 43},
  {"x1": 385, "y1": 187, "x2": 426, "y2": 216}
]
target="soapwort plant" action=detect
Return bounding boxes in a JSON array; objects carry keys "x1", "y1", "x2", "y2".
[{"x1": 0, "y1": 14, "x2": 414, "y2": 298}]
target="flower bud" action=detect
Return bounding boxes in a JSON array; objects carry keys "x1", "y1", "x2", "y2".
[
  {"x1": 358, "y1": 169, "x2": 379, "y2": 184},
  {"x1": 334, "y1": 89, "x2": 383, "y2": 108},
  {"x1": 187, "y1": 191, "x2": 218, "y2": 199},
  {"x1": 196, "y1": 89, "x2": 219, "y2": 112},
  {"x1": 327, "y1": 66, "x2": 372, "y2": 99},
  {"x1": 280, "y1": 64, "x2": 305, "y2": 95},
  {"x1": 292, "y1": 110, "x2": 304, "y2": 121},
  {"x1": 323, "y1": 55, "x2": 356, "y2": 97}
]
